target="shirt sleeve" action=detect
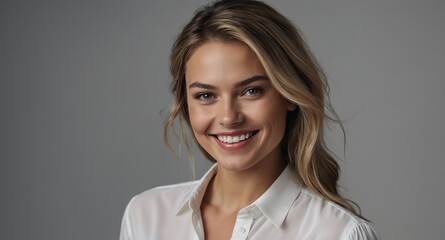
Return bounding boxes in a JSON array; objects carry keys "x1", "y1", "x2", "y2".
[
  {"x1": 119, "y1": 197, "x2": 136, "y2": 240},
  {"x1": 347, "y1": 222, "x2": 381, "y2": 240}
]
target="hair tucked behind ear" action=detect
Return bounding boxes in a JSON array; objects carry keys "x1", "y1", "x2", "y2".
[{"x1": 165, "y1": 0, "x2": 366, "y2": 219}]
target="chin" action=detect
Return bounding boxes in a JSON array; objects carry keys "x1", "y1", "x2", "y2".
[{"x1": 215, "y1": 156, "x2": 260, "y2": 172}]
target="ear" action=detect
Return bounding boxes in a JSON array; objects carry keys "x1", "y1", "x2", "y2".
[{"x1": 287, "y1": 102, "x2": 298, "y2": 111}]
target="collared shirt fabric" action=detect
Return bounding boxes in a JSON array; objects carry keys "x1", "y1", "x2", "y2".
[{"x1": 120, "y1": 164, "x2": 380, "y2": 240}]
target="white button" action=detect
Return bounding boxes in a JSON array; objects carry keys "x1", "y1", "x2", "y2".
[{"x1": 240, "y1": 227, "x2": 246, "y2": 234}]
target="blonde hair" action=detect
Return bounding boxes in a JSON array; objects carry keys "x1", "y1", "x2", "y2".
[{"x1": 165, "y1": 0, "x2": 364, "y2": 218}]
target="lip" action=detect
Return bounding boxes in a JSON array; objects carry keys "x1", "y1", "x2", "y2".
[
  {"x1": 211, "y1": 130, "x2": 259, "y2": 151},
  {"x1": 211, "y1": 130, "x2": 257, "y2": 136}
]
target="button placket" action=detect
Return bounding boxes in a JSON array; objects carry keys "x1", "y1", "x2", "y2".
[{"x1": 231, "y1": 209, "x2": 254, "y2": 240}]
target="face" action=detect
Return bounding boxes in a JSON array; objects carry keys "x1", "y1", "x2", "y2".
[{"x1": 185, "y1": 41, "x2": 296, "y2": 173}]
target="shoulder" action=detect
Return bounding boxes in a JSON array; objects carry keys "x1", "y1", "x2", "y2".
[
  {"x1": 292, "y1": 188, "x2": 380, "y2": 240},
  {"x1": 120, "y1": 181, "x2": 199, "y2": 240},
  {"x1": 128, "y1": 181, "x2": 196, "y2": 211},
  {"x1": 121, "y1": 181, "x2": 197, "y2": 231}
]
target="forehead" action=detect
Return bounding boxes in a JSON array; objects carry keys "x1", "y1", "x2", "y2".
[{"x1": 185, "y1": 40, "x2": 266, "y2": 85}]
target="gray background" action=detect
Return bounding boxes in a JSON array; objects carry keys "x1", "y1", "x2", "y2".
[{"x1": 1, "y1": 0, "x2": 444, "y2": 239}]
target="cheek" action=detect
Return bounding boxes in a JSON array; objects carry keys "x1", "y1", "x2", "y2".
[
  {"x1": 253, "y1": 99, "x2": 290, "y2": 141},
  {"x1": 251, "y1": 98, "x2": 289, "y2": 125},
  {"x1": 188, "y1": 104, "x2": 212, "y2": 135}
]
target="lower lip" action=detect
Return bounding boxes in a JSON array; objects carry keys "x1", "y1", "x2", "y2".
[{"x1": 213, "y1": 134, "x2": 255, "y2": 151}]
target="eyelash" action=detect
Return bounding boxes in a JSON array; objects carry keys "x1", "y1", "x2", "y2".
[
  {"x1": 193, "y1": 87, "x2": 264, "y2": 102},
  {"x1": 194, "y1": 92, "x2": 215, "y2": 101},
  {"x1": 243, "y1": 87, "x2": 263, "y2": 96}
]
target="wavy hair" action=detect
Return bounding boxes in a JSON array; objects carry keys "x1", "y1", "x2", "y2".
[{"x1": 165, "y1": 0, "x2": 364, "y2": 218}]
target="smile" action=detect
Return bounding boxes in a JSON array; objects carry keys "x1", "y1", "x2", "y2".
[{"x1": 215, "y1": 131, "x2": 258, "y2": 144}]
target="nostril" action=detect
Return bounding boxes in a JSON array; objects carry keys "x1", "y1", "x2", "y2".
[{"x1": 219, "y1": 112, "x2": 244, "y2": 126}]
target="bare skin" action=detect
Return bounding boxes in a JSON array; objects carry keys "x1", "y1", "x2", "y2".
[
  {"x1": 200, "y1": 158, "x2": 285, "y2": 240},
  {"x1": 186, "y1": 40, "x2": 294, "y2": 239}
]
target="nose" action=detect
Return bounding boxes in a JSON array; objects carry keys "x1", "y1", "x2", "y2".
[{"x1": 219, "y1": 99, "x2": 244, "y2": 127}]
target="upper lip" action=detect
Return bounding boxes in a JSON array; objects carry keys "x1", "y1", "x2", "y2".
[{"x1": 210, "y1": 130, "x2": 259, "y2": 137}]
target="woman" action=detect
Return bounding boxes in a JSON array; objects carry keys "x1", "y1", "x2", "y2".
[{"x1": 120, "y1": 0, "x2": 380, "y2": 239}]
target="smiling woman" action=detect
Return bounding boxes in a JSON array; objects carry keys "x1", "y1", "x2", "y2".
[
  {"x1": 120, "y1": 0, "x2": 380, "y2": 239},
  {"x1": 186, "y1": 41, "x2": 295, "y2": 175}
]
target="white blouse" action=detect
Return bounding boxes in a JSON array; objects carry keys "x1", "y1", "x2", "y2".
[{"x1": 120, "y1": 164, "x2": 380, "y2": 240}]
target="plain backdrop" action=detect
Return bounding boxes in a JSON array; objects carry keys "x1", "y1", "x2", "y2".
[{"x1": 1, "y1": 0, "x2": 444, "y2": 239}]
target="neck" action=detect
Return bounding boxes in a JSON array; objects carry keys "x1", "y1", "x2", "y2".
[{"x1": 202, "y1": 158, "x2": 286, "y2": 213}]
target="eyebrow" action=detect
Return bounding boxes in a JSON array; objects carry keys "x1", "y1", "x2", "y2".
[{"x1": 188, "y1": 75, "x2": 269, "y2": 90}]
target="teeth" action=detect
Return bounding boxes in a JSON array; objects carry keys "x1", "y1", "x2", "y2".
[{"x1": 217, "y1": 132, "x2": 253, "y2": 144}]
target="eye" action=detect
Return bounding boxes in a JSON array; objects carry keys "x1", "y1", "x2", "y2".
[
  {"x1": 243, "y1": 87, "x2": 263, "y2": 97},
  {"x1": 195, "y1": 92, "x2": 215, "y2": 101}
]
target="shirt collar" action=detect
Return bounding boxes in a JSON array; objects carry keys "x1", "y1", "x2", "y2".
[
  {"x1": 174, "y1": 164, "x2": 302, "y2": 228},
  {"x1": 175, "y1": 164, "x2": 218, "y2": 215},
  {"x1": 252, "y1": 164, "x2": 302, "y2": 227}
]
